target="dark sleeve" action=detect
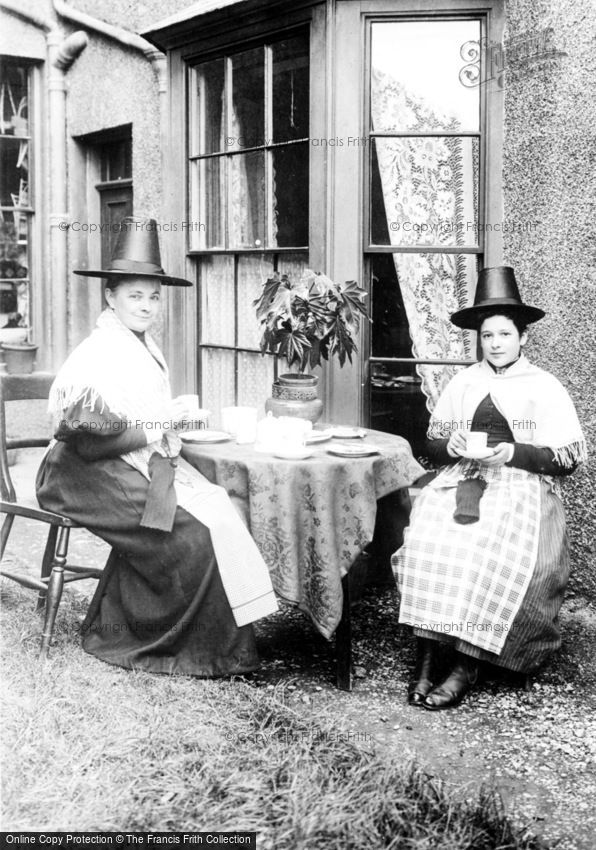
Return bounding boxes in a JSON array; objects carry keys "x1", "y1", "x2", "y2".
[
  {"x1": 424, "y1": 438, "x2": 457, "y2": 467},
  {"x1": 506, "y1": 443, "x2": 577, "y2": 477},
  {"x1": 55, "y1": 400, "x2": 149, "y2": 460}
]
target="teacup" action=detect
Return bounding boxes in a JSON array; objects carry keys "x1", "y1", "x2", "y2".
[
  {"x1": 222, "y1": 406, "x2": 258, "y2": 443},
  {"x1": 176, "y1": 394, "x2": 209, "y2": 429},
  {"x1": 466, "y1": 431, "x2": 488, "y2": 453}
]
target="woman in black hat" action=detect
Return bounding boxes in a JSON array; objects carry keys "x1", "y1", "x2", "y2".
[
  {"x1": 393, "y1": 267, "x2": 586, "y2": 709},
  {"x1": 36, "y1": 218, "x2": 277, "y2": 676}
]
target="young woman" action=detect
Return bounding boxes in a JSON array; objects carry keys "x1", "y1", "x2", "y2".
[
  {"x1": 393, "y1": 267, "x2": 586, "y2": 710},
  {"x1": 36, "y1": 218, "x2": 277, "y2": 676}
]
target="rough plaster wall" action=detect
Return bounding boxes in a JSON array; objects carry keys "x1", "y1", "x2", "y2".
[
  {"x1": 72, "y1": 0, "x2": 195, "y2": 34},
  {"x1": 64, "y1": 29, "x2": 161, "y2": 216},
  {"x1": 503, "y1": 0, "x2": 596, "y2": 599}
]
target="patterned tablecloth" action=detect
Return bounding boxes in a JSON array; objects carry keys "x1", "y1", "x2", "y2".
[{"x1": 182, "y1": 427, "x2": 424, "y2": 639}]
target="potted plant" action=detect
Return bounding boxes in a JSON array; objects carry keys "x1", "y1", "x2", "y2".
[{"x1": 254, "y1": 269, "x2": 370, "y2": 420}]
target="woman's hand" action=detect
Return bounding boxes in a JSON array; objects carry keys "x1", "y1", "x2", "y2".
[
  {"x1": 482, "y1": 442, "x2": 514, "y2": 467},
  {"x1": 447, "y1": 430, "x2": 467, "y2": 458}
]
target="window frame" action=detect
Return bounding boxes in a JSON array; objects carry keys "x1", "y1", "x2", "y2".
[
  {"x1": 358, "y1": 2, "x2": 505, "y2": 428},
  {"x1": 183, "y1": 23, "x2": 315, "y2": 413}
]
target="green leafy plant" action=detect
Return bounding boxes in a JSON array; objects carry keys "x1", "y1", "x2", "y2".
[{"x1": 254, "y1": 269, "x2": 370, "y2": 371}]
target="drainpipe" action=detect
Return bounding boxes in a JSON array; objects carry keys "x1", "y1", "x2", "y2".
[{"x1": 47, "y1": 30, "x2": 88, "y2": 366}]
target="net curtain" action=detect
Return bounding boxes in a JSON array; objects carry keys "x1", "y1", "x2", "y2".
[{"x1": 371, "y1": 67, "x2": 477, "y2": 411}]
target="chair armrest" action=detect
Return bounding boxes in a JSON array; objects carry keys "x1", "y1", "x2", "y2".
[{"x1": 0, "y1": 501, "x2": 79, "y2": 527}]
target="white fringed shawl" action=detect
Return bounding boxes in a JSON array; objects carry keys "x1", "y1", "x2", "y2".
[
  {"x1": 428, "y1": 356, "x2": 587, "y2": 468},
  {"x1": 49, "y1": 308, "x2": 180, "y2": 468},
  {"x1": 48, "y1": 308, "x2": 278, "y2": 627}
]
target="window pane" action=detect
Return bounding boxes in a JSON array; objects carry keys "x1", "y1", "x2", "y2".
[
  {"x1": 0, "y1": 138, "x2": 29, "y2": 206},
  {"x1": 272, "y1": 35, "x2": 310, "y2": 143},
  {"x1": 370, "y1": 137, "x2": 479, "y2": 247},
  {"x1": 0, "y1": 218, "x2": 29, "y2": 328},
  {"x1": 101, "y1": 138, "x2": 132, "y2": 181},
  {"x1": 0, "y1": 61, "x2": 29, "y2": 136},
  {"x1": 277, "y1": 252, "x2": 309, "y2": 282},
  {"x1": 199, "y1": 255, "x2": 235, "y2": 346},
  {"x1": 371, "y1": 252, "x2": 477, "y2": 359},
  {"x1": 272, "y1": 143, "x2": 309, "y2": 247},
  {"x1": 237, "y1": 254, "x2": 274, "y2": 350},
  {"x1": 200, "y1": 348, "x2": 235, "y2": 427},
  {"x1": 191, "y1": 59, "x2": 225, "y2": 155},
  {"x1": 229, "y1": 152, "x2": 265, "y2": 248},
  {"x1": 231, "y1": 48, "x2": 264, "y2": 149},
  {"x1": 371, "y1": 21, "x2": 480, "y2": 132},
  {"x1": 191, "y1": 158, "x2": 225, "y2": 249},
  {"x1": 237, "y1": 351, "x2": 274, "y2": 414}
]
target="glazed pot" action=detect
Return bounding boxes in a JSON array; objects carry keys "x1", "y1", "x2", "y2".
[{"x1": 265, "y1": 373, "x2": 324, "y2": 423}]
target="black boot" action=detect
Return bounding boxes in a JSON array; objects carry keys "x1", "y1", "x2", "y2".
[
  {"x1": 424, "y1": 652, "x2": 478, "y2": 710},
  {"x1": 408, "y1": 638, "x2": 438, "y2": 706}
]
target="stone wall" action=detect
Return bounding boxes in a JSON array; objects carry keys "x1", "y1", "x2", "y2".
[{"x1": 503, "y1": 0, "x2": 596, "y2": 599}]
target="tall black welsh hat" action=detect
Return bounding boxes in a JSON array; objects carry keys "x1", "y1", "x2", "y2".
[
  {"x1": 450, "y1": 266, "x2": 545, "y2": 330},
  {"x1": 74, "y1": 216, "x2": 192, "y2": 287}
]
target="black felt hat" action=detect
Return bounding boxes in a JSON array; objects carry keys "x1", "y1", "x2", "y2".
[
  {"x1": 73, "y1": 216, "x2": 192, "y2": 287},
  {"x1": 450, "y1": 266, "x2": 545, "y2": 330}
]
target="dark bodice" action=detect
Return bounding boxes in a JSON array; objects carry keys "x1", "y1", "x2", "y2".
[{"x1": 470, "y1": 394, "x2": 514, "y2": 448}]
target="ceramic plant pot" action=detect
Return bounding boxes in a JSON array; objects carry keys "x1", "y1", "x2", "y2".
[{"x1": 265, "y1": 373, "x2": 324, "y2": 423}]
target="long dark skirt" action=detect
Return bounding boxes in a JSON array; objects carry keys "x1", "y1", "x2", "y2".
[{"x1": 35, "y1": 442, "x2": 259, "y2": 677}]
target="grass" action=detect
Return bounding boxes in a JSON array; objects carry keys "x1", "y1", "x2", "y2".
[{"x1": 0, "y1": 581, "x2": 550, "y2": 849}]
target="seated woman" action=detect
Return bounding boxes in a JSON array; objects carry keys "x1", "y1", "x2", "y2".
[
  {"x1": 392, "y1": 267, "x2": 586, "y2": 710},
  {"x1": 36, "y1": 217, "x2": 277, "y2": 676}
]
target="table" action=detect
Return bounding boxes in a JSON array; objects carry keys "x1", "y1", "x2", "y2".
[{"x1": 182, "y1": 426, "x2": 424, "y2": 688}]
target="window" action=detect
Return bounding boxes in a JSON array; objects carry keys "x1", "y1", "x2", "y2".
[
  {"x1": 94, "y1": 129, "x2": 133, "y2": 267},
  {"x1": 187, "y1": 30, "x2": 310, "y2": 422},
  {"x1": 365, "y1": 18, "x2": 486, "y2": 454},
  {"x1": 0, "y1": 59, "x2": 33, "y2": 340}
]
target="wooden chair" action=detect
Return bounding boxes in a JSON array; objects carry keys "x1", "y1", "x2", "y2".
[{"x1": 0, "y1": 372, "x2": 103, "y2": 657}]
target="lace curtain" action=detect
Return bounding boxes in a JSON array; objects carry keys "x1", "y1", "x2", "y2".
[
  {"x1": 227, "y1": 97, "x2": 277, "y2": 248},
  {"x1": 371, "y1": 67, "x2": 477, "y2": 410}
]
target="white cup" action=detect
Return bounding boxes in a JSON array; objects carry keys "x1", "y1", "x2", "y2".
[
  {"x1": 466, "y1": 431, "x2": 488, "y2": 453},
  {"x1": 277, "y1": 417, "x2": 312, "y2": 446},
  {"x1": 222, "y1": 406, "x2": 258, "y2": 443}
]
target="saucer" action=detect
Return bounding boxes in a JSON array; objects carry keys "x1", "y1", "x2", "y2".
[
  {"x1": 180, "y1": 430, "x2": 232, "y2": 443},
  {"x1": 305, "y1": 429, "x2": 333, "y2": 444},
  {"x1": 327, "y1": 444, "x2": 380, "y2": 458},
  {"x1": 331, "y1": 427, "x2": 367, "y2": 439},
  {"x1": 459, "y1": 448, "x2": 495, "y2": 460}
]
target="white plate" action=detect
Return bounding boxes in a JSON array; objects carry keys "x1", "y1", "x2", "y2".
[
  {"x1": 305, "y1": 429, "x2": 334, "y2": 444},
  {"x1": 327, "y1": 444, "x2": 380, "y2": 458},
  {"x1": 180, "y1": 430, "x2": 232, "y2": 443},
  {"x1": 273, "y1": 447, "x2": 314, "y2": 460},
  {"x1": 459, "y1": 448, "x2": 495, "y2": 460},
  {"x1": 331, "y1": 427, "x2": 367, "y2": 439}
]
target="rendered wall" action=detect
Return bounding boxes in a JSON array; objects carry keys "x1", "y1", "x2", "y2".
[{"x1": 503, "y1": 0, "x2": 596, "y2": 599}]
